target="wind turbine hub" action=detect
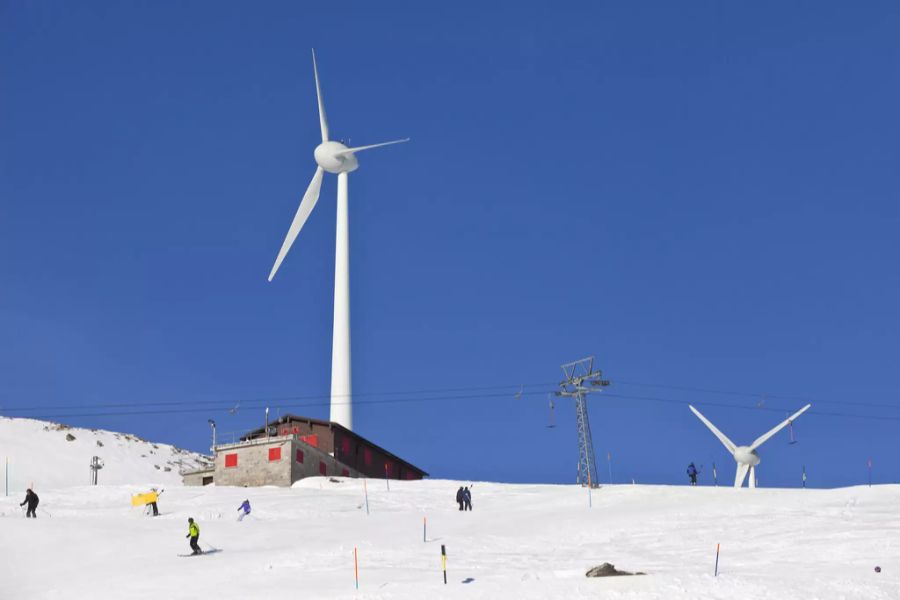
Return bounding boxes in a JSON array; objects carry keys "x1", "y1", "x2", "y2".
[
  {"x1": 314, "y1": 141, "x2": 359, "y2": 174},
  {"x1": 733, "y1": 446, "x2": 761, "y2": 466}
]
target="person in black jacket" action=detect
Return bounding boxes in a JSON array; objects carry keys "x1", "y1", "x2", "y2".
[
  {"x1": 463, "y1": 486, "x2": 472, "y2": 511},
  {"x1": 20, "y1": 488, "x2": 39, "y2": 518},
  {"x1": 455, "y1": 486, "x2": 464, "y2": 511}
]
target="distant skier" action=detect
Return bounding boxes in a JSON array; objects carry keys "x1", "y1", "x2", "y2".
[
  {"x1": 687, "y1": 463, "x2": 699, "y2": 486},
  {"x1": 186, "y1": 517, "x2": 202, "y2": 555},
  {"x1": 463, "y1": 486, "x2": 472, "y2": 511},
  {"x1": 237, "y1": 499, "x2": 251, "y2": 521},
  {"x1": 456, "y1": 486, "x2": 464, "y2": 511},
  {"x1": 20, "y1": 488, "x2": 39, "y2": 518}
]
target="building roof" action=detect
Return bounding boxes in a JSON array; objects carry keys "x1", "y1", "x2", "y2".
[{"x1": 241, "y1": 414, "x2": 429, "y2": 476}]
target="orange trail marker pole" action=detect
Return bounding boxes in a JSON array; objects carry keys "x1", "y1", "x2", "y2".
[
  {"x1": 714, "y1": 543, "x2": 720, "y2": 577},
  {"x1": 354, "y1": 547, "x2": 359, "y2": 589}
]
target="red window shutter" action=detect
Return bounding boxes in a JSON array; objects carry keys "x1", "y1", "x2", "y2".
[
  {"x1": 301, "y1": 434, "x2": 319, "y2": 448},
  {"x1": 341, "y1": 437, "x2": 351, "y2": 455},
  {"x1": 341, "y1": 468, "x2": 349, "y2": 477},
  {"x1": 292, "y1": 426, "x2": 299, "y2": 434},
  {"x1": 363, "y1": 447, "x2": 372, "y2": 466},
  {"x1": 296, "y1": 449, "x2": 304, "y2": 463},
  {"x1": 268, "y1": 447, "x2": 281, "y2": 462},
  {"x1": 280, "y1": 427, "x2": 288, "y2": 436},
  {"x1": 319, "y1": 461, "x2": 327, "y2": 476},
  {"x1": 224, "y1": 453, "x2": 238, "y2": 468}
]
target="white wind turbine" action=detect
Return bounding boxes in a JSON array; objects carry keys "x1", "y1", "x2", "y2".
[
  {"x1": 689, "y1": 403, "x2": 811, "y2": 488},
  {"x1": 268, "y1": 50, "x2": 408, "y2": 431}
]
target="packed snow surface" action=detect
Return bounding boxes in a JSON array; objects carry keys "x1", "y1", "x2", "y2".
[
  {"x1": 2, "y1": 478, "x2": 899, "y2": 599},
  {"x1": 0, "y1": 417, "x2": 208, "y2": 489}
]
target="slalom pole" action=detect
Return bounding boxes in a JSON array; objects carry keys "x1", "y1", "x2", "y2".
[
  {"x1": 607, "y1": 452, "x2": 613, "y2": 485},
  {"x1": 714, "y1": 543, "x2": 720, "y2": 577},
  {"x1": 441, "y1": 544, "x2": 447, "y2": 584},
  {"x1": 587, "y1": 470, "x2": 592, "y2": 508},
  {"x1": 354, "y1": 547, "x2": 359, "y2": 589},
  {"x1": 385, "y1": 463, "x2": 390, "y2": 491},
  {"x1": 363, "y1": 479, "x2": 370, "y2": 515},
  {"x1": 423, "y1": 516, "x2": 427, "y2": 543}
]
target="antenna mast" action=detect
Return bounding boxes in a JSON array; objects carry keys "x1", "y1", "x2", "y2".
[{"x1": 556, "y1": 357, "x2": 609, "y2": 488}]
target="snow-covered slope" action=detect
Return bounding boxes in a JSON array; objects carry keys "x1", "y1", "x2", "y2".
[
  {"x1": 2, "y1": 478, "x2": 899, "y2": 599},
  {"x1": 0, "y1": 417, "x2": 209, "y2": 490}
]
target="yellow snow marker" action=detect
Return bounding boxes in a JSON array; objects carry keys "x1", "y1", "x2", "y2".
[{"x1": 131, "y1": 491, "x2": 158, "y2": 507}]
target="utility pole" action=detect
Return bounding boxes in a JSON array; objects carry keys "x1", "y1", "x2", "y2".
[
  {"x1": 208, "y1": 419, "x2": 217, "y2": 452},
  {"x1": 556, "y1": 357, "x2": 609, "y2": 488},
  {"x1": 89, "y1": 456, "x2": 104, "y2": 486}
]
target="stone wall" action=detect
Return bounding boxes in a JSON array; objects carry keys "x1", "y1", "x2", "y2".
[
  {"x1": 182, "y1": 467, "x2": 215, "y2": 486},
  {"x1": 211, "y1": 435, "x2": 360, "y2": 488}
]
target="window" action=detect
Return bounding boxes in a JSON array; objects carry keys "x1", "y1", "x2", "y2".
[
  {"x1": 301, "y1": 434, "x2": 319, "y2": 448},
  {"x1": 296, "y1": 449, "x2": 304, "y2": 463},
  {"x1": 319, "y1": 461, "x2": 327, "y2": 476},
  {"x1": 341, "y1": 437, "x2": 351, "y2": 456},
  {"x1": 363, "y1": 447, "x2": 372, "y2": 466},
  {"x1": 292, "y1": 426, "x2": 299, "y2": 435},
  {"x1": 268, "y1": 447, "x2": 282, "y2": 462},
  {"x1": 224, "y1": 453, "x2": 238, "y2": 468}
]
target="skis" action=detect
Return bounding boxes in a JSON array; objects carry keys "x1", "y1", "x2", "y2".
[{"x1": 177, "y1": 548, "x2": 223, "y2": 558}]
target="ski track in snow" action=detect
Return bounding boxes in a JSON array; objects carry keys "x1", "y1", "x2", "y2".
[{"x1": 2, "y1": 478, "x2": 900, "y2": 599}]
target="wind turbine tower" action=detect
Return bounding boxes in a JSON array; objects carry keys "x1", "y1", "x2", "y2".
[
  {"x1": 689, "y1": 403, "x2": 812, "y2": 488},
  {"x1": 268, "y1": 50, "x2": 408, "y2": 431}
]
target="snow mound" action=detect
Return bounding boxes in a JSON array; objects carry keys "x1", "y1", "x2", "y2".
[{"x1": 0, "y1": 417, "x2": 209, "y2": 491}]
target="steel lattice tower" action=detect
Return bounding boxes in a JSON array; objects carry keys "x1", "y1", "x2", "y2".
[{"x1": 557, "y1": 357, "x2": 609, "y2": 487}]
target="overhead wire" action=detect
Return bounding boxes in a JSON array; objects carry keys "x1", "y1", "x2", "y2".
[{"x1": 5, "y1": 385, "x2": 900, "y2": 424}]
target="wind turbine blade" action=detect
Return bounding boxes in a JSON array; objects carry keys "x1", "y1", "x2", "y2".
[
  {"x1": 749, "y1": 404, "x2": 812, "y2": 451},
  {"x1": 335, "y1": 138, "x2": 410, "y2": 155},
  {"x1": 312, "y1": 49, "x2": 329, "y2": 142},
  {"x1": 268, "y1": 167, "x2": 325, "y2": 281},
  {"x1": 689, "y1": 405, "x2": 737, "y2": 454}
]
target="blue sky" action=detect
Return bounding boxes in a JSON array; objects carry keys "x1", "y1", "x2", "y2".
[{"x1": 2, "y1": 1, "x2": 899, "y2": 488}]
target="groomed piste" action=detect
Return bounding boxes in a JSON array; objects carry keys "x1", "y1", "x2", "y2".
[{"x1": 3, "y1": 477, "x2": 899, "y2": 599}]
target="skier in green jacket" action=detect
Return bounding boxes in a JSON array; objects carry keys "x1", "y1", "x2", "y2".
[{"x1": 186, "y1": 517, "x2": 202, "y2": 555}]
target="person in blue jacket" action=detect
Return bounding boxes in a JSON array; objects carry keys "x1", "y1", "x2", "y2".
[
  {"x1": 687, "y1": 463, "x2": 699, "y2": 486},
  {"x1": 237, "y1": 499, "x2": 251, "y2": 521}
]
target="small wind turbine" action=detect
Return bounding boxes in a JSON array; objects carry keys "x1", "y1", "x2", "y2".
[
  {"x1": 267, "y1": 50, "x2": 408, "y2": 431},
  {"x1": 689, "y1": 403, "x2": 812, "y2": 488}
]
